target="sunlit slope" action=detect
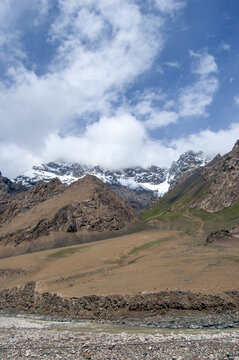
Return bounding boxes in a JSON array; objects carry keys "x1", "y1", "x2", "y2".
[{"x1": 0, "y1": 228, "x2": 238, "y2": 297}]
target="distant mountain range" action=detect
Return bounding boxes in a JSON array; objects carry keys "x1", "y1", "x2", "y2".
[{"x1": 13, "y1": 151, "x2": 210, "y2": 212}]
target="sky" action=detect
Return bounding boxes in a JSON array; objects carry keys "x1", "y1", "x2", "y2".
[{"x1": 0, "y1": 0, "x2": 239, "y2": 177}]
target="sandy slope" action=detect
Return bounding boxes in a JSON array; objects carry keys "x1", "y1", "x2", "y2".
[{"x1": 0, "y1": 228, "x2": 238, "y2": 297}]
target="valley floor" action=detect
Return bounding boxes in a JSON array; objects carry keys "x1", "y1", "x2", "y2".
[{"x1": 0, "y1": 315, "x2": 239, "y2": 360}]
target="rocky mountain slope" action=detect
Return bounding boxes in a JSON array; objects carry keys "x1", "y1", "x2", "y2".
[
  {"x1": 0, "y1": 171, "x2": 27, "y2": 198},
  {"x1": 13, "y1": 151, "x2": 209, "y2": 212},
  {"x1": 193, "y1": 140, "x2": 239, "y2": 212},
  {"x1": 143, "y1": 140, "x2": 239, "y2": 241},
  {"x1": 0, "y1": 175, "x2": 138, "y2": 255}
]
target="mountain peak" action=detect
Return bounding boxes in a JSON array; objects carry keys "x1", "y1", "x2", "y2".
[{"x1": 232, "y1": 139, "x2": 239, "y2": 153}]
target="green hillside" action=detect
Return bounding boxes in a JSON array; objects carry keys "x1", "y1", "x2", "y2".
[{"x1": 141, "y1": 170, "x2": 239, "y2": 241}]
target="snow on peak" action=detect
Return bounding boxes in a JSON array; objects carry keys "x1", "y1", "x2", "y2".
[{"x1": 13, "y1": 151, "x2": 209, "y2": 198}]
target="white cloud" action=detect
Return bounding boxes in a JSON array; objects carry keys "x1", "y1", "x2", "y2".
[
  {"x1": 179, "y1": 76, "x2": 219, "y2": 117},
  {"x1": 122, "y1": 89, "x2": 178, "y2": 129},
  {"x1": 0, "y1": 0, "x2": 51, "y2": 60},
  {"x1": 40, "y1": 114, "x2": 178, "y2": 170},
  {"x1": 220, "y1": 42, "x2": 231, "y2": 52},
  {"x1": 145, "y1": 111, "x2": 179, "y2": 129},
  {"x1": 166, "y1": 61, "x2": 180, "y2": 69},
  {"x1": 155, "y1": 0, "x2": 186, "y2": 14},
  {"x1": 3, "y1": 115, "x2": 239, "y2": 179},
  {"x1": 234, "y1": 95, "x2": 239, "y2": 106},
  {"x1": 0, "y1": 0, "x2": 165, "y2": 153},
  {"x1": 190, "y1": 50, "x2": 218, "y2": 75},
  {"x1": 1, "y1": 113, "x2": 177, "y2": 177},
  {"x1": 0, "y1": 143, "x2": 40, "y2": 179},
  {"x1": 0, "y1": 1, "x2": 230, "y2": 180},
  {"x1": 0, "y1": 0, "x2": 187, "y2": 177},
  {"x1": 171, "y1": 122, "x2": 239, "y2": 157},
  {"x1": 178, "y1": 51, "x2": 219, "y2": 118}
]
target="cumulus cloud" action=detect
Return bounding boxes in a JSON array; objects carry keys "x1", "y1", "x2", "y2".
[
  {"x1": 178, "y1": 51, "x2": 219, "y2": 117},
  {"x1": 125, "y1": 89, "x2": 179, "y2": 129},
  {"x1": 0, "y1": 1, "x2": 232, "y2": 180},
  {"x1": 145, "y1": 111, "x2": 179, "y2": 129},
  {"x1": 179, "y1": 76, "x2": 218, "y2": 117},
  {"x1": 190, "y1": 50, "x2": 218, "y2": 75},
  {"x1": 37, "y1": 114, "x2": 178, "y2": 170},
  {"x1": 171, "y1": 122, "x2": 239, "y2": 157},
  {"x1": 0, "y1": 0, "x2": 188, "y2": 177},
  {"x1": 0, "y1": 1, "x2": 165, "y2": 153}
]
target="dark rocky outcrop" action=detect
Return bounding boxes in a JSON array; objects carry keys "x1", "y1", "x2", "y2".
[
  {"x1": 0, "y1": 282, "x2": 239, "y2": 320},
  {"x1": 110, "y1": 185, "x2": 156, "y2": 213},
  {"x1": 206, "y1": 230, "x2": 232, "y2": 245},
  {"x1": 0, "y1": 173, "x2": 27, "y2": 198},
  {"x1": 206, "y1": 225, "x2": 239, "y2": 245},
  {"x1": 0, "y1": 178, "x2": 65, "y2": 225}
]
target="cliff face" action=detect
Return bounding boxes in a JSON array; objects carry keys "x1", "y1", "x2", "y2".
[{"x1": 193, "y1": 140, "x2": 239, "y2": 212}]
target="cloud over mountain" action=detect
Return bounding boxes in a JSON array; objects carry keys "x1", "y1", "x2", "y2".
[{"x1": 0, "y1": 1, "x2": 238, "y2": 177}]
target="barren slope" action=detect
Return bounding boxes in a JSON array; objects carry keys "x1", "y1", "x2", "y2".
[
  {"x1": 0, "y1": 227, "x2": 238, "y2": 297},
  {"x1": 0, "y1": 175, "x2": 138, "y2": 256}
]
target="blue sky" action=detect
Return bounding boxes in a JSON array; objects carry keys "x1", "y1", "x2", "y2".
[{"x1": 0, "y1": 0, "x2": 239, "y2": 177}]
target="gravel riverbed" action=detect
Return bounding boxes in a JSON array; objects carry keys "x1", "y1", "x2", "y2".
[{"x1": 0, "y1": 316, "x2": 239, "y2": 359}]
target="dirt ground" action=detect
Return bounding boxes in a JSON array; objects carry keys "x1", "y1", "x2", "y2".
[{"x1": 0, "y1": 227, "x2": 238, "y2": 298}]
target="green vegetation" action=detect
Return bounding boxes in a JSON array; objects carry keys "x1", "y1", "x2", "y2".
[
  {"x1": 141, "y1": 170, "x2": 239, "y2": 240},
  {"x1": 142, "y1": 170, "x2": 212, "y2": 221},
  {"x1": 128, "y1": 237, "x2": 171, "y2": 255},
  {"x1": 191, "y1": 204, "x2": 239, "y2": 235},
  {"x1": 117, "y1": 237, "x2": 172, "y2": 267},
  {"x1": 47, "y1": 244, "x2": 91, "y2": 259}
]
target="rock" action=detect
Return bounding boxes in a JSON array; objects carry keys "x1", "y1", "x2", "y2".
[{"x1": 83, "y1": 352, "x2": 91, "y2": 359}]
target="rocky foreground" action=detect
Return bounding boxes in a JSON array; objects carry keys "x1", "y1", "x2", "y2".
[
  {"x1": 1, "y1": 282, "x2": 239, "y2": 322},
  {"x1": 0, "y1": 315, "x2": 239, "y2": 359},
  {"x1": 0, "y1": 283, "x2": 239, "y2": 358}
]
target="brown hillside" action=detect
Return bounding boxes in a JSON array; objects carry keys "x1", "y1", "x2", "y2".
[
  {"x1": 0, "y1": 178, "x2": 65, "y2": 225},
  {"x1": 0, "y1": 175, "x2": 138, "y2": 253}
]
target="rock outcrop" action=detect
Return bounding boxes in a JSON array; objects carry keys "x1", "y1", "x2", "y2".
[
  {"x1": 0, "y1": 282, "x2": 239, "y2": 320},
  {"x1": 0, "y1": 175, "x2": 138, "y2": 249},
  {"x1": 193, "y1": 140, "x2": 239, "y2": 212}
]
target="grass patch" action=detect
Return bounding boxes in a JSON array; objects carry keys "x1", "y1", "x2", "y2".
[
  {"x1": 141, "y1": 169, "x2": 239, "y2": 241},
  {"x1": 143, "y1": 204, "x2": 239, "y2": 241},
  {"x1": 191, "y1": 204, "x2": 239, "y2": 234},
  {"x1": 128, "y1": 237, "x2": 171, "y2": 256},
  {"x1": 116, "y1": 237, "x2": 172, "y2": 267},
  {"x1": 141, "y1": 171, "x2": 213, "y2": 222},
  {"x1": 47, "y1": 244, "x2": 91, "y2": 259},
  {"x1": 128, "y1": 255, "x2": 146, "y2": 265}
]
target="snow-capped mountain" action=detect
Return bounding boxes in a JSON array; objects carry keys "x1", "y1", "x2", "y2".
[
  {"x1": 14, "y1": 151, "x2": 210, "y2": 198},
  {"x1": 168, "y1": 150, "x2": 209, "y2": 188}
]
